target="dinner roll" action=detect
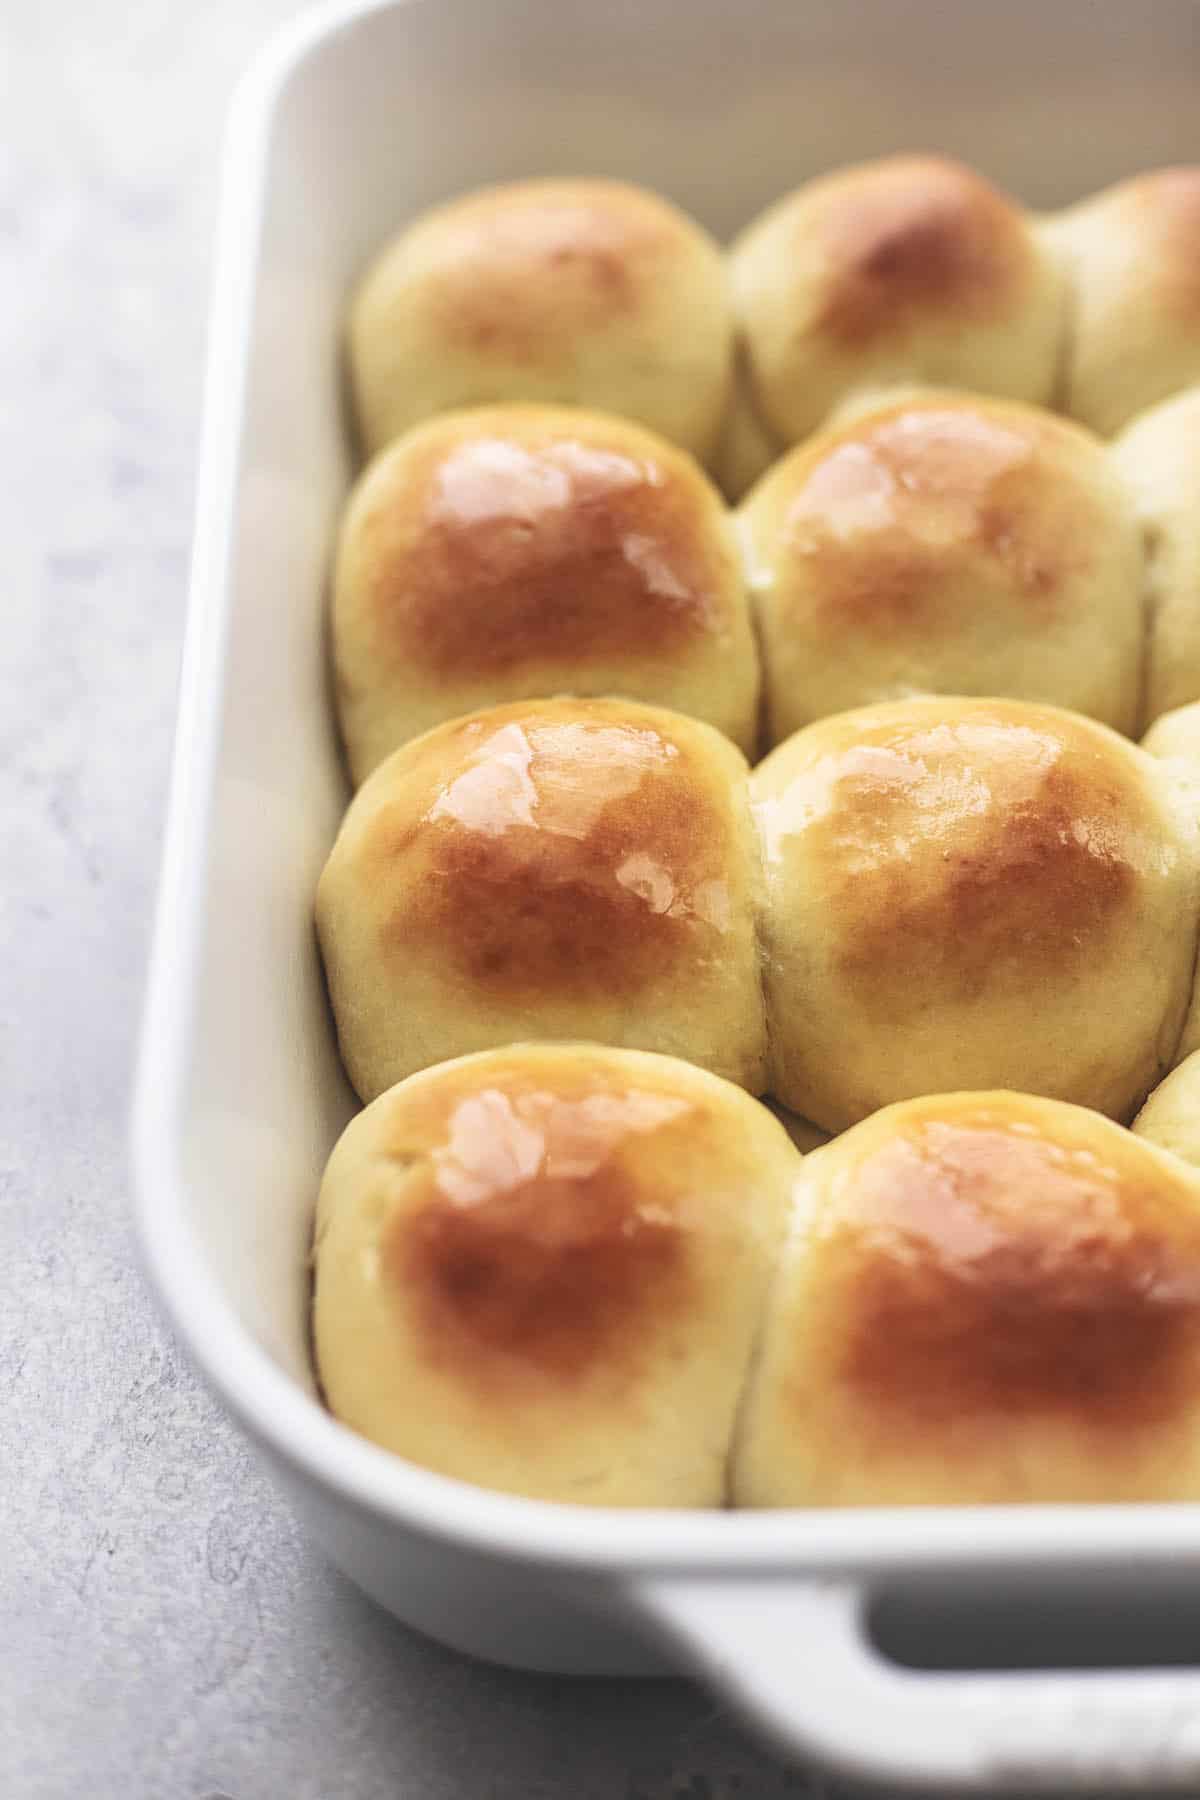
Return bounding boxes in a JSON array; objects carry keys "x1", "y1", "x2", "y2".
[
  {"x1": 731, "y1": 156, "x2": 1064, "y2": 447},
  {"x1": 741, "y1": 391, "x2": 1142, "y2": 745},
  {"x1": 316, "y1": 699, "x2": 767, "y2": 1101},
  {"x1": 751, "y1": 697, "x2": 1200, "y2": 1133},
  {"x1": 733, "y1": 1090, "x2": 1200, "y2": 1506},
  {"x1": 1050, "y1": 168, "x2": 1200, "y2": 436},
  {"x1": 332, "y1": 406, "x2": 758, "y2": 783},
  {"x1": 348, "y1": 179, "x2": 732, "y2": 463},
  {"x1": 1110, "y1": 385, "x2": 1200, "y2": 727},
  {"x1": 313, "y1": 1045, "x2": 800, "y2": 1506},
  {"x1": 1135, "y1": 1050, "x2": 1200, "y2": 1171}
]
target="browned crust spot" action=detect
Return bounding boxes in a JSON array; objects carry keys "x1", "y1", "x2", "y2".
[
  {"x1": 813, "y1": 159, "x2": 1032, "y2": 348},
  {"x1": 376, "y1": 715, "x2": 737, "y2": 999},
  {"x1": 359, "y1": 427, "x2": 727, "y2": 675},
  {"x1": 419, "y1": 184, "x2": 685, "y2": 363},
  {"x1": 775, "y1": 405, "x2": 1098, "y2": 631},
  {"x1": 821, "y1": 1113, "x2": 1200, "y2": 1432},
  {"x1": 385, "y1": 1083, "x2": 696, "y2": 1385},
  {"x1": 803, "y1": 716, "x2": 1145, "y2": 1009}
]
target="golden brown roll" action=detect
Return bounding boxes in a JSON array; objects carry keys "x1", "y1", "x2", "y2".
[
  {"x1": 751, "y1": 697, "x2": 1200, "y2": 1133},
  {"x1": 348, "y1": 179, "x2": 732, "y2": 463},
  {"x1": 316, "y1": 698, "x2": 768, "y2": 1102},
  {"x1": 332, "y1": 406, "x2": 759, "y2": 784},
  {"x1": 730, "y1": 156, "x2": 1064, "y2": 448},
  {"x1": 740, "y1": 391, "x2": 1143, "y2": 745},
  {"x1": 1050, "y1": 168, "x2": 1200, "y2": 436},
  {"x1": 1110, "y1": 385, "x2": 1200, "y2": 727},
  {"x1": 313, "y1": 1044, "x2": 800, "y2": 1506},
  {"x1": 733, "y1": 1089, "x2": 1200, "y2": 1506}
]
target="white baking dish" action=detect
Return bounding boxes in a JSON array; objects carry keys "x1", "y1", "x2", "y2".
[{"x1": 132, "y1": 0, "x2": 1200, "y2": 1786}]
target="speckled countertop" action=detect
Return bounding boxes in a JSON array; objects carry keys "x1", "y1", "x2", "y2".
[{"x1": 0, "y1": 5, "x2": 826, "y2": 1794}]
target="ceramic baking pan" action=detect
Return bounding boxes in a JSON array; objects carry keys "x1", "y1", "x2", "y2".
[{"x1": 133, "y1": 0, "x2": 1200, "y2": 1785}]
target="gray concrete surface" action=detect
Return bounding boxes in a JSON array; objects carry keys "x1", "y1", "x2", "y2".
[{"x1": 0, "y1": 5, "x2": 823, "y2": 1794}]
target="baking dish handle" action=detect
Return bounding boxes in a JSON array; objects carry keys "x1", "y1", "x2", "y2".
[{"x1": 635, "y1": 1575, "x2": 1200, "y2": 1791}]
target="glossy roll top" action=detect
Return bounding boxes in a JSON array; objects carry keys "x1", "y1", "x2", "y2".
[
  {"x1": 348, "y1": 178, "x2": 732, "y2": 464},
  {"x1": 316, "y1": 698, "x2": 768, "y2": 1103},
  {"x1": 740, "y1": 390, "x2": 1143, "y2": 743},
  {"x1": 313, "y1": 1044, "x2": 799, "y2": 1506},
  {"x1": 332, "y1": 406, "x2": 758, "y2": 783},
  {"x1": 316, "y1": 1063, "x2": 1200, "y2": 1508},
  {"x1": 729, "y1": 155, "x2": 1064, "y2": 451},
  {"x1": 752, "y1": 696, "x2": 1200, "y2": 1131},
  {"x1": 318, "y1": 693, "x2": 1200, "y2": 1127},
  {"x1": 737, "y1": 1089, "x2": 1200, "y2": 1505},
  {"x1": 330, "y1": 379, "x2": 1200, "y2": 778}
]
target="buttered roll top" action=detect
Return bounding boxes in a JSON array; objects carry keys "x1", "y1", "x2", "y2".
[
  {"x1": 330, "y1": 380, "x2": 1200, "y2": 772},
  {"x1": 736, "y1": 1089, "x2": 1200, "y2": 1506},
  {"x1": 316, "y1": 1062, "x2": 1200, "y2": 1507},
  {"x1": 753, "y1": 696, "x2": 1200, "y2": 1132},
  {"x1": 333, "y1": 406, "x2": 757, "y2": 782},
  {"x1": 316, "y1": 698, "x2": 768, "y2": 1103},
  {"x1": 313, "y1": 1044, "x2": 798, "y2": 1507},
  {"x1": 318, "y1": 693, "x2": 1200, "y2": 1126},
  {"x1": 740, "y1": 391, "x2": 1143, "y2": 743}
]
